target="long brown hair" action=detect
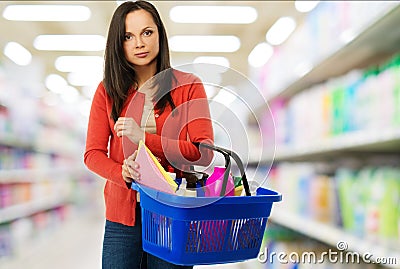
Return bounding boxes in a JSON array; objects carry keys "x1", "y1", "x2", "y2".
[{"x1": 104, "y1": 0, "x2": 175, "y2": 122}]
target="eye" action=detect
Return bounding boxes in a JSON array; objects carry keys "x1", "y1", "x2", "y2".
[
  {"x1": 143, "y1": 30, "x2": 153, "y2": 37},
  {"x1": 124, "y1": 33, "x2": 133, "y2": 41}
]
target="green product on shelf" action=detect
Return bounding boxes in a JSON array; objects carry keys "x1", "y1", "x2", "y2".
[
  {"x1": 355, "y1": 168, "x2": 372, "y2": 237},
  {"x1": 365, "y1": 168, "x2": 384, "y2": 237},
  {"x1": 335, "y1": 169, "x2": 356, "y2": 232},
  {"x1": 378, "y1": 168, "x2": 400, "y2": 239},
  {"x1": 263, "y1": 223, "x2": 301, "y2": 242},
  {"x1": 393, "y1": 58, "x2": 400, "y2": 126},
  {"x1": 364, "y1": 168, "x2": 400, "y2": 239},
  {"x1": 331, "y1": 84, "x2": 345, "y2": 135}
]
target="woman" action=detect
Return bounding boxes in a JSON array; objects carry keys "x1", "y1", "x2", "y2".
[{"x1": 84, "y1": 1, "x2": 214, "y2": 268}]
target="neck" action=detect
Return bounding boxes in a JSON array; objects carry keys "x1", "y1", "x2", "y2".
[{"x1": 135, "y1": 61, "x2": 157, "y2": 89}]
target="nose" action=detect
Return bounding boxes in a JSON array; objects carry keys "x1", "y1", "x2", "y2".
[{"x1": 136, "y1": 36, "x2": 144, "y2": 48}]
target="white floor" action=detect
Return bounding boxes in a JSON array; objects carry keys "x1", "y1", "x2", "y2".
[{"x1": 1, "y1": 210, "x2": 261, "y2": 269}]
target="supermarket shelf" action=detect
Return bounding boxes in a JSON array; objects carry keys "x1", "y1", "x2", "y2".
[
  {"x1": 271, "y1": 128, "x2": 400, "y2": 162},
  {"x1": 0, "y1": 136, "x2": 83, "y2": 157},
  {"x1": 270, "y1": 211, "x2": 400, "y2": 268},
  {"x1": 0, "y1": 136, "x2": 33, "y2": 150},
  {"x1": 268, "y1": 4, "x2": 400, "y2": 101},
  {"x1": 0, "y1": 196, "x2": 70, "y2": 224},
  {"x1": 0, "y1": 167, "x2": 89, "y2": 183}
]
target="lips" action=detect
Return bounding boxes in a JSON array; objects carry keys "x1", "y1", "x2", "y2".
[{"x1": 135, "y1": 52, "x2": 149, "y2": 58}]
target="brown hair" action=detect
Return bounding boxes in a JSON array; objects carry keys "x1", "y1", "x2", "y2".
[{"x1": 103, "y1": 0, "x2": 175, "y2": 122}]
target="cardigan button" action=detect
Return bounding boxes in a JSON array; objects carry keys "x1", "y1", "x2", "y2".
[{"x1": 154, "y1": 113, "x2": 159, "y2": 118}]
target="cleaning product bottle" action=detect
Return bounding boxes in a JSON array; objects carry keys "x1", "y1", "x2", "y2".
[
  {"x1": 176, "y1": 178, "x2": 187, "y2": 196},
  {"x1": 205, "y1": 166, "x2": 234, "y2": 197},
  {"x1": 185, "y1": 188, "x2": 197, "y2": 197}
]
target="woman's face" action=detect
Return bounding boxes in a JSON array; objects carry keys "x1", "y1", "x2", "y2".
[{"x1": 123, "y1": 9, "x2": 159, "y2": 68}]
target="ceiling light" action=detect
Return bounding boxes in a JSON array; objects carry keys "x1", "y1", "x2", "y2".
[
  {"x1": 55, "y1": 56, "x2": 103, "y2": 72},
  {"x1": 194, "y1": 56, "x2": 230, "y2": 68},
  {"x1": 34, "y1": 35, "x2": 105, "y2": 51},
  {"x1": 294, "y1": 1, "x2": 320, "y2": 13},
  {"x1": 193, "y1": 56, "x2": 230, "y2": 73},
  {"x1": 169, "y1": 35, "x2": 240, "y2": 52},
  {"x1": 248, "y1": 42, "x2": 273, "y2": 68},
  {"x1": 67, "y1": 71, "x2": 103, "y2": 87},
  {"x1": 266, "y1": 17, "x2": 297, "y2": 46},
  {"x1": 170, "y1": 6, "x2": 257, "y2": 24},
  {"x1": 3, "y1": 42, "x2": 32, "y2": 66},
  {"x1": 45, "y1": 74, "x2": 67, "y2": 94},
  {"x1": 2, "y1": 5, "x2": 91, "y2": 21}
]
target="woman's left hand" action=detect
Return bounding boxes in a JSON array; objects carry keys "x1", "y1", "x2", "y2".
[{"x1": 114, "y1": 117, "x2": 144, "y2": 144}]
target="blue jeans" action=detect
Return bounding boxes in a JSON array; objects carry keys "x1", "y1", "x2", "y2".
[{"x1": 102, "y1": 205, "x2": 193, "y2": 269}]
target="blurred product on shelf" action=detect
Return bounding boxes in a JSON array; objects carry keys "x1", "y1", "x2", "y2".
[
  {"x1": 262, "y1": 53, "x2": 400, "y2": 150},
  {"x1": 0, "y1": 52, "x2": 101, "y2": 265},
  {"x1": 258, "y1": 2, "x2": 398, "y2": 98},
  {"x1": 265, "y1": 163, "x2": 400, "y2": 245},
  {"x1": 250, "y1": 5, "x2": 400, "y2": 259}
]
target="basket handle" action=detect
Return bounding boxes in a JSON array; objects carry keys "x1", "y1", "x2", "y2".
[{"x1": 198, "y1": 142, "x2": 251, "y2": 196}]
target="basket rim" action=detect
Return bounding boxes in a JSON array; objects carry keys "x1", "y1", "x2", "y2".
[{"x1": 134, "y1": 182, "x2": 282, "y2": 208}]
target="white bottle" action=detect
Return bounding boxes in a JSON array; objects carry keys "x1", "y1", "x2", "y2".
[
  {"x1": 176, "y1": 178, "x2": 187, "y2": 196},
  {"x1": 185, "y1": 188, "x2": 197, "y2": 197},
  {"x1": 167, "y1": 172, "x2": 176, "y2": 181}
]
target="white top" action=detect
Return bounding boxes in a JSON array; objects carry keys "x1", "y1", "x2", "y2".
[{"x1": 138, "y1": 87, "x2": 156, "y2": 134}]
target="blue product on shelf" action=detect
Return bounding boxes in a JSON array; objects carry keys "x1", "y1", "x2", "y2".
[
  {"x1": 0, "y1": 224, "x2": 13, "y2": 258},
  {"x1": 297, "y1": 173, "x2": 310, "y2": 216},
  {"x1": 343, "y1": 78, "x2": 362, "y2": 132}
]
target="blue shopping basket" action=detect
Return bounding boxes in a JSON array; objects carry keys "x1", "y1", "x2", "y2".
[{"x1": 132, "y1": 143, "x2": 282, "y2": 265}]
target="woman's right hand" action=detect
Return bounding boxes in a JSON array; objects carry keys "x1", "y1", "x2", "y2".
[{"x1": 122, "y1": 151, "x2": 140, "y2": 183}]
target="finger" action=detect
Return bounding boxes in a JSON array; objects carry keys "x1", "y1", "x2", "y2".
[
  {"x1": 123, "y1": 176, "x2": 133, "y2": 183},
  {"x1": 118, "y1": 117, "x2": 131, "y2": 121},
  {"x1": 128, "y1": 151, "x2": 138, "y2": 162},
  {"x1": 128, "y1": 167, "x2": 140, "y2": 180},
  {"x1": 114, "y1": 121, "x2": 124, "y2": 132},
  {"x1": 132, "y1": 150, "x2": 138, "y2": 160},
  {"x1": 122, "y1": 166, "x2": 133, "y2": 182},
  {"x1": 127, "y1": 160, "x2": 140, "y2": 170}
]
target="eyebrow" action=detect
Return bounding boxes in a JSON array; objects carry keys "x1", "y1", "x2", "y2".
[
  {"x1": 125, "y1": 26, "x2": 155, "y2": 33},
  {"x1": 141, "y1": 26, "x2": 155, "y2": 31}
]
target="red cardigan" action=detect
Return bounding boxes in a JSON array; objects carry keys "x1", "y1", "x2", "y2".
[{"x1": 84, "y1": 69, "x2": 214, "y2": 226}]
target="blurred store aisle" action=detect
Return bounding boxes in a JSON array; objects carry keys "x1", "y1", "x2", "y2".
[
  {"x1": 4, "y1": 211, "x2": 104, "y2": 269},
  {"x1": 3, "y1": 209, "x2": 260, "y2": 269}
]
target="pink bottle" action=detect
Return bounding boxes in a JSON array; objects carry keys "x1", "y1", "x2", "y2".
[{"x1": 205, "y1": 166, "x2": 235, "y2": 197}]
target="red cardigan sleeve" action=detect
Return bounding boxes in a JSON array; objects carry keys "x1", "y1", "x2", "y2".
[
  {"x1": 83, "y1": 83, "x2": 126, "y2": 188},
  {"x1": 145, "y1": 75, "x2": 214, "y2": 167}
]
